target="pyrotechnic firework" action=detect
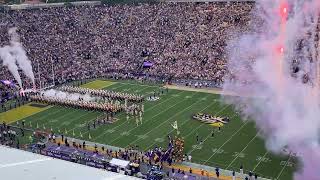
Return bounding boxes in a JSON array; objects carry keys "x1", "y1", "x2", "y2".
[{"x1": 223, "y1": 0, "x2": 320, "y2": 179}]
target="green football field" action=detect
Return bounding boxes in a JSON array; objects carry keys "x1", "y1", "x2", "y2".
[{"x1": 0, "y1": 80, "x2": 295, "y2": 180}]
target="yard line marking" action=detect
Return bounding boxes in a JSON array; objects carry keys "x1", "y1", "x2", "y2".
[
  {"x1": 135, "y1": 86, "x2": 151, "y2": 93},
  {"x1": 106, "y1": 83, "x2": 128, "y2": 90},
  {"x1": 253, "y1": 151, "x2": 269, "y2": 171},
  {"x1": 185, "y1": 103, "x2": 232, "y2": 139},
  {"x1": 275, "y1": 153, "x2": 292, "y2": 180},
  {"x1": 66, "y1": 113, "x2": 100, "y2": 133},
  {"x1": 118, "y1": 82, "x2": 161, "y2": 88},
  {"x1": 144, "y1": 94, "x2": 214, "y2": 150},
  {"x1": 125, "y1": 92, "x2": 201, "y2": 147},
  {"x1": 25, "y1": 107, "x2": 67, "y2": 124},
  {"x1": 203, "y1": 120, "x2": 250, "y2": 165},
  {"x1": 226, "y1": 133, "x2": 259, "y2": 169},
  {"x1": 40, "y1": 108, "x2": 82, "y2": 127},
  {"x1": 184, "y1": 104, "x2": 233, "y2": 154},
  {"x1": 92, "y1": 91, "x2": 186, "y2": 140},
  {"x1": 94, "y1": 92, "x2": 196, "y2": 143},
  {"x1": 56, "y1": 110, "x2": 93, "y2": 129},
  {"x1": 187, "y1": 113, "x2": 238, "y2": 155}
]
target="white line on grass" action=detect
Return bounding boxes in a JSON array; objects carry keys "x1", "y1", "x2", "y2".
[
  {"x1": 66, "y1": 113, "x2": 100, "y2": 133},
  {"x1": 135, "y1": 86, "x2": 151, "y2": 93},
  {"x1": 25, "y1": 107, "x2": 67, "y2": 124},
  {"x1": 187, "y1": 113, "x2": 238, "y2": 155},
  {"x1": 182, "y1": 103, "x2": 233, "y2": 154},
  {"x1": 275, "y1": 153, "x2": 292, "y2": 180},
  {"x1": 56, "y1": 110, "x2": 93, "y2": 129},
  {"x1": 118, "y1": 82, "x2": 161, "y2": 88},
  {"x1": 93, "y1": 91, "x2": 187, "y2": 140},
  {"x1": 106, "y1": 83, "x2": 128, "y2": 90},
  {"x1": 252, "y1": 151, "x2": 268, "y2": 171},
  {"x1": 184, "y1": 103, "x2": 232, "y2": 139},
  {"x1": 144, "y1": 95, "x2": 216, "y2": 150},
  {"x1": 225, "y1": 133, "x2": 259, "y2": 169},
  {"x1": 39, "y1": 108, "x2": 82, "y2": 127},
  {"x1": 203, "y1": 120, "x2": 250, "y2": 165},
  {"x1": 125, "y1": 93, "x2": 203, "y2": 147}
]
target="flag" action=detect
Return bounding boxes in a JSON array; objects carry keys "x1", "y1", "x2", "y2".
[
  {"x1": 171, "y1": 121, "x2": 178, "y2": 130},
  {"x1": 1, "y1": 80, "x2": 12, "y2": 85},
  {"x1": 89, "y1": 133, "x2": 92, "y2": 139},
  {"x1": 29, "y1": 136, "x2": 33, "y2": 142}
]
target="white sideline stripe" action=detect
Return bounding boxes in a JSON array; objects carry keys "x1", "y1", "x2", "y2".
[
  {"x1": 226, "y1": 133, "x2": 259, "y2": 169},
  {"x1": 253, "y1": 151, "x2": 268, "y2": 171},
  {"x1": 203, "y1": 120, "x2": 250, "y2": 165},
  {"x1": 0, "y1": 158, "x2": 51, "y2": 169},
  {"x1": 93, "y1": 91, "x2": 186, "y2": 140}
]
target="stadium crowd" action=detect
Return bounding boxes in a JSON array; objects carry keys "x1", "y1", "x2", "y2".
[{"x1": 0, "y1": 2, "x2": 253, "y2": 89}]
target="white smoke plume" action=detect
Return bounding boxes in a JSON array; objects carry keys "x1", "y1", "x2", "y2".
[
  {"x1": 0, "y1": 46, "x2": 22, "y2": 88},
  {"x1": 223, "y1": 0, "x2": 320, "y2": 179},
  {"x1": 42, "y1": 89, "x2": 96, "y2": 102},
  {"x1": 8, "y1": 27, "x2": 35, "y2": 85}
]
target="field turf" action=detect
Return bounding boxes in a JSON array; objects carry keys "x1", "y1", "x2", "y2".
[{"x1": 0, "y1": 80, "x2": 295, "y2": 180}]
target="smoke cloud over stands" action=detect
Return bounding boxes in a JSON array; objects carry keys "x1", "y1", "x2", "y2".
[
  {"x1": 0, "y1": 28, "x2": 35, "y2": 89},
  {"x1": 0, "y1": 46, "x2": 22, "y2": 88},
  {"x1": 8, "y1": 27, "x2": 35, "y2": 85}
]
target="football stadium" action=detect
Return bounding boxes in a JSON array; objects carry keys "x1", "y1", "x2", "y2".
[{"x1": 0, "y1": 0, "x2": 319, "y2": 180}]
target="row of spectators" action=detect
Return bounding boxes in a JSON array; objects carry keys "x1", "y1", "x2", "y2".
[{"x1": 0, "y1": 2, "x2": 254, "y2": 89}]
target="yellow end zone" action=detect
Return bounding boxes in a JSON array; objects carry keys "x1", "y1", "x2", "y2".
[
  {"x1": 80, "y1": 80, "x2": 116, "y2": 89},
  {"x1": 0, "y1": 103, "x2": 51, "y2": 124}
]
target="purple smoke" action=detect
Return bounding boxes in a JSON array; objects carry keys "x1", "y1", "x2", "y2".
[{"x1": 223, "y1": 0, "x2": 320, "y2": 179}]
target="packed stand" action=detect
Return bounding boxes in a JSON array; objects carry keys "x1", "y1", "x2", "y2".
[{"x1": 0, "y1": 2, "x2": 253, "y2": 89}]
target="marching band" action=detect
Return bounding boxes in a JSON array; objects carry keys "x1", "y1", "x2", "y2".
[{"x1": 58, "y1": 86, "x2": 144, "y2": 102}]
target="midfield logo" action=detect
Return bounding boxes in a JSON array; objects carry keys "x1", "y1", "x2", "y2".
[{"x1": 192, "y1": 113, "x2": 230, "y2": 127}]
